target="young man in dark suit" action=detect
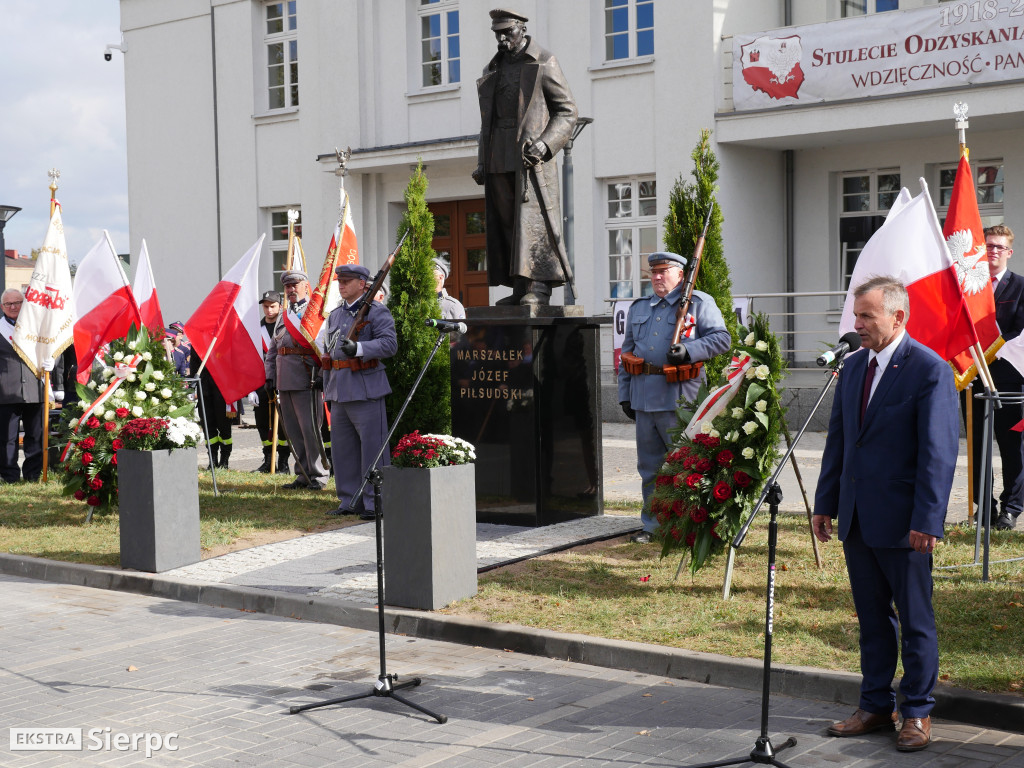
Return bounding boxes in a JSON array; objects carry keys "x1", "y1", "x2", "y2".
[
  {"x1": 814, "y1": 276, "x2": 960, "y2": 752},
  {"x1": 965, "y1": 224, "x2": 1024, "y2": 530}
]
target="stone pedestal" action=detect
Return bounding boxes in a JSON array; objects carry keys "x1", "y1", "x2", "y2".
[
  {"x1": 381, "y1": 463, "x2": 477, "y2": 610},
  {"x1": 451, "y1": 306, "x2": 604, "y2": 526},
  {"x1": 119, "y1": 448, "x2": 201, "y2": 572}
]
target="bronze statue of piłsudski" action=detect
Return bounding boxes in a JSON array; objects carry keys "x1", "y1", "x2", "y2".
[{"x1": 473, "y1": 8, "x2": 578, "y2": 306}]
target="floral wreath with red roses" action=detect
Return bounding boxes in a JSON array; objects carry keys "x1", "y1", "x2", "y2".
[
  {"x1": 56, "y1": 325, "x2": 198, "y2": 516},
  {"x1": 649, "y1": 313, "x2": 786, "y2": 574}
]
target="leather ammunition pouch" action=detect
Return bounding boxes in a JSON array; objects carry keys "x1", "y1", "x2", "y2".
[
  {"x1": 324, "y1": 357, "x2": 379, "y2": 371},
  {"x1": 622, "y1": 351, "x2": 702, "y2": 382}
]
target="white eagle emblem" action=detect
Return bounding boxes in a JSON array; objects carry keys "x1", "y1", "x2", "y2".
[
  {"x1": 947, "y1": 229, "x2": 988, "y2": 295},
  {"x1": 765, "y1": 40, "x2": 801, "y2": 84}
]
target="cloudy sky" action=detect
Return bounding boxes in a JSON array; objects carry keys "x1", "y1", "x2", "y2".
[{"x1": 0, "y1": 1, "x2": 127, "y2": 262}]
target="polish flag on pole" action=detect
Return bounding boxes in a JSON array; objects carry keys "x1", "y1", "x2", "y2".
[
  {"x1": 300, "y1": 189, "x2": 358, "y2": 353},
  {"x1": 72, "y1": 231, "x2": 142, "y2": 383},
  {"x1": 132, "y1": 239, "x2": 165, "y2": 335},
  {"x1": 943, "y1": 155, "x2": 1002, "y2": 388},
  {"x1": 12, "y1": 203, "x2": 75, "y2": 376},
  {"x1": 184, "y1": 236, "x2": 266, "y2": 403},
  {"x1": 839, "y1": 179, "x2": 979, "y2": 367}
]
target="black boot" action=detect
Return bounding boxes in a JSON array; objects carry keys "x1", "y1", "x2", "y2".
[
  {"x1": 275, "y1": 448, "x2": 291, "y2": 475},
  {"x1": 496, "y1": 277, "x2": 528, "y2": 306},
  {"x1": 253, "y1": 446, "x2": 272, "y2": 473},
  {"x1": 218, "y1": 445, "x2": 232, "y2": 470},
  {"x1": 520, "y1": 280, "x2": 552, "y2": 306},
  {"x1": 205, "y1": 443, "x2": 220, "y2": 470}
]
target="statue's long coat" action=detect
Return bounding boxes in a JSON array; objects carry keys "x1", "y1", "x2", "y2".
[{"x1": 477, "y1": 37, "x2": 577, "y2": 287}]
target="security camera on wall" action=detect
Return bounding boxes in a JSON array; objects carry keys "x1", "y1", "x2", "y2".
[{"x1": 104, "y1": 43, "x2": 126, "y2": 61}]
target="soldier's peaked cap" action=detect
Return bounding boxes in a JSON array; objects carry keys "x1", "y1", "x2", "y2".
[
  {"x1": 490, "y1": 9, "x2": 527, "y2": 30},
  {"x1": 648, "y1": 252, "x2": 688, "y2": 269}
]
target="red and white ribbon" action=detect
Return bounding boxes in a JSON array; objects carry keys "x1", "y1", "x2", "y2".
[
  {"x1": 60, "y1": 353, "x2": 143, "y2": 462},
  {"x1": 683, "y1": 354, "x2": 753, "y2": 440}
]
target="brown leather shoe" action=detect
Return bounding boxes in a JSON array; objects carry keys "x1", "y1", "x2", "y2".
[
  {"x1": 827, "y1": 708, "x2": 898, "y2": 737},
  {"x1": 896, "y1": 716, "x2": 931, "y2": 751}
]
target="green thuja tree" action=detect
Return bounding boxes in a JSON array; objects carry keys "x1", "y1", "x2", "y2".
[
  {"x1": 386, "y1": 162, "x2": 450, "y2": 440},
  {"x1": 663, "y1": 128, "x2": 738, "y2": 386}
]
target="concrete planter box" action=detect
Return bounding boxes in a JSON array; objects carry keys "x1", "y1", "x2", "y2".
[
  {"x1": 381, "y1": 462, "x2": 477, "y2": 610},
  {"x1": 118, "y1": 448, "x2": 201, "y2": 573}
]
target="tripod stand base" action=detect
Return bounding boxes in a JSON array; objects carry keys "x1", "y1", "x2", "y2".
[
  {"x1": 289, "y1": 674, "x2": 447, "y2": 723},
  {"x1": 685, "y1": 735, "x2": 797, "y2": 767}
]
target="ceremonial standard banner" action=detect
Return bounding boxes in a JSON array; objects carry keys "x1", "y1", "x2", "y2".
[{"x1": 733, "y1": 3, "x2": 1024, "y2": 111}]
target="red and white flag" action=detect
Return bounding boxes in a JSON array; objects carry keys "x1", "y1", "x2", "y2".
[
  {"x1": 839, "y1": 180, "x2": 978, "y2": 366},
  {"x1": 184, "y1": 236, "x2": 266, "y2": 403},
  {"x1": 943, "y1": 155, "x2": 1002, "y2": 388},
  {"x1": 12, "y1": 203, "x2": 75, "y2": 376},
  {"x1": 72, "y1": 232, "x2": 142, "y2": 383},
  {"x1": 132, "y1": 239, "x2": 165, "y2": 335},
  {"x1": 300, "y1": 191, "x2": 358, "y2": 353}
]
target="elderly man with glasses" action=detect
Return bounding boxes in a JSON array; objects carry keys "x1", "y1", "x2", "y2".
[{"x1": 0, "y1": 289, "x2": 64, "y2": 483}]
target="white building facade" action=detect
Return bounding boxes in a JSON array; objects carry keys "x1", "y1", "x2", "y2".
[{"x1": 119, "y1": 0, "x2": 1023, "y2": 367}]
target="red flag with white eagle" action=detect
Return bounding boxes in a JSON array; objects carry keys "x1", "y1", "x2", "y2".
[
  {"x1": 839, "y1": 180, "x2": 979, "y2": 368},
  {"x1": 943, "y1": 154, "x2": 1002, "y2": 389},
  {"x1": 132, "y1": 239, "x2": 165, "y2": 335},
  {"x1": 184, "y1": 236, "x2": 266, "y2": 403},
  {"x1": 12, "y1": 202, "x2": 74, "y2": 376},
  {"x1": 299, "y1": 190, "x2": 358, "y2": 354},
  {"x1": 72, "y1": 232, "x2": 142, "y2": 383}
]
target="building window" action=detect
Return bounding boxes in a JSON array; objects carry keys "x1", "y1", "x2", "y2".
[
  {"x1": 269, "y1": 208, "x2": 302, "y2": 281},
  {"x1": 838, "y1": 170, "x2": 900, "y2": 289},
  {"x1": 937, "y1": 160, "x2": 1005, "y2": 228},
  {"x1": 605, "y1": 0, "x2": 654, "y2": 61},
  {"x1": 606, "y1": 178, "x2": 657, "y2": 298},
  {"x1": 840, "y1": 0, "x2": 898, "y2": 16},
  {"x1": 419, "y1": 0, "x2": 460, "y2": 88},
  {"x1": 265, "y1": 1, "x2": 298, "y2": 109}
]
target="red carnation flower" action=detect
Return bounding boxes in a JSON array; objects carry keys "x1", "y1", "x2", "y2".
[
  {"x1": 111, "y1": 454, "x2": 118, "y2": 465},
  {"x1": 671, "y1": 473, "x2": 685, "y2": 488},
  {"x1": 112, "y1": 439, "x2": 123, "y2": 450},
  {"x1": 690, "y1": 506, "x2": 709, "y2": 524},
  {"x1": 685, "y1": 531, "x2": 697, "y2": 548},
  {"x1": 104, "y1": 422, "x2": 117, "y2": 432},
  {"x1": 81, "y1": 452, "x2": 93, "y2": 465},
  {"x1": 713, "y1": 481, "x2": 732, "y2": 502},
  {"x1": 671, "y1": 500, "x2": 686, "y2": 517},
  {"x1": 657, "y1": 474, "x2": 673, "y2": 487},
  {"x1": 90, "y1": 477, "x2": 103, "y2": 490},
  {"x1": 80, "y1": 436, "x2": 96, "y2": 449},
  {"x1": 73, "y1": 489, "x2": 86, "y2": 501},
  {"x1": 716, "y1": 450, "x2": 734, "y2": 467},
  {"x1": 683, "y1": 456, "x2": 697, "y2": 469},
  {"x1": 87, "y1": 495, "x2": 101, "y2": 507},
  {"x1": 86, "y1": 417, "x2": 101, "y2": 429},
  {"x1": 686, "y1": 473, "x2": 703, "y2": 488},
  {"x1": 733, "y1": 470, "x2": 752, "y2": 488},
  {"x1": 116, "y1": 407, "x2": 129, "y2": 418},
  {"x1": 695, "y1": 458, "x2": 712, "y2": 473}
]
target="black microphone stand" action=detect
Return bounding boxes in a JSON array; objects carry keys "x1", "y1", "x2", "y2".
[
  {"x1": 683, "y1": 354, "x2": 850, "y2": 768},
  {"x1": 288, "y1": 331, "x2": 449, "y2": 724}
]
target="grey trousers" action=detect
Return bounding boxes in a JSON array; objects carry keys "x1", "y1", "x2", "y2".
[
  {"x1": 278, "y1": 390, "x2": 329, "y2": 486},
  {"x1": 330, "y1": 398, "x2": 389, "y2": 512}
]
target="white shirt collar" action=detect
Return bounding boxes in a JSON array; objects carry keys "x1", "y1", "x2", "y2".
[{"x1": 868, "y1": 329, "x2": 905, "y2": 371}]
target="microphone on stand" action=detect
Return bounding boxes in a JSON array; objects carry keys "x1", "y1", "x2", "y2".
[
  {"x1": 816, "y1": 331, "x2": 864, "y2": 367},
  {"x1": 425, "y1": 319, "x2": 467, "y2": 334}
]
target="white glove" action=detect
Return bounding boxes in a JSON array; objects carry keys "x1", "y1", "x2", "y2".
[
  {"x1": 248, "y1": 391, "x2": 260, "y2": 407},
  {"x1": 53, "y1": 390, "x2": 64, "y2": 403},
  {"x1": 41, "y1": 357, "x2": 55, "y2": 372}
]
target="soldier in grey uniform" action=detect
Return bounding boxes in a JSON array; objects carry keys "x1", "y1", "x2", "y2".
[
  {"x1": 617, "y1": 253, "x2": 731, "y2": 543},
  {"x1": 265, "y1": 270, "x2": 329, "y2": 490},
  {"x1": 1, "y1": 289, "x2": 64, "y2": 483},
  {"x1": 319, "y1": 264, "x2": 398, "y2": 518},
  {"x1": 433, "y1": 257, "x2": 466, "y2": 320}
]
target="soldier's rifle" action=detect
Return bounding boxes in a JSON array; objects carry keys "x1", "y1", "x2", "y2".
[{"x1": 664, "y1": 201, "x2": 715, "y2": 384}]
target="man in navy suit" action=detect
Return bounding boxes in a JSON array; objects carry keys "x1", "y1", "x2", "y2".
[
  {"x1": 963, "y1": 224, "x2": 1024, "y2": 530},
  {"x1": 813, "y1": 276, "x2": 959, "y2": 752}
]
